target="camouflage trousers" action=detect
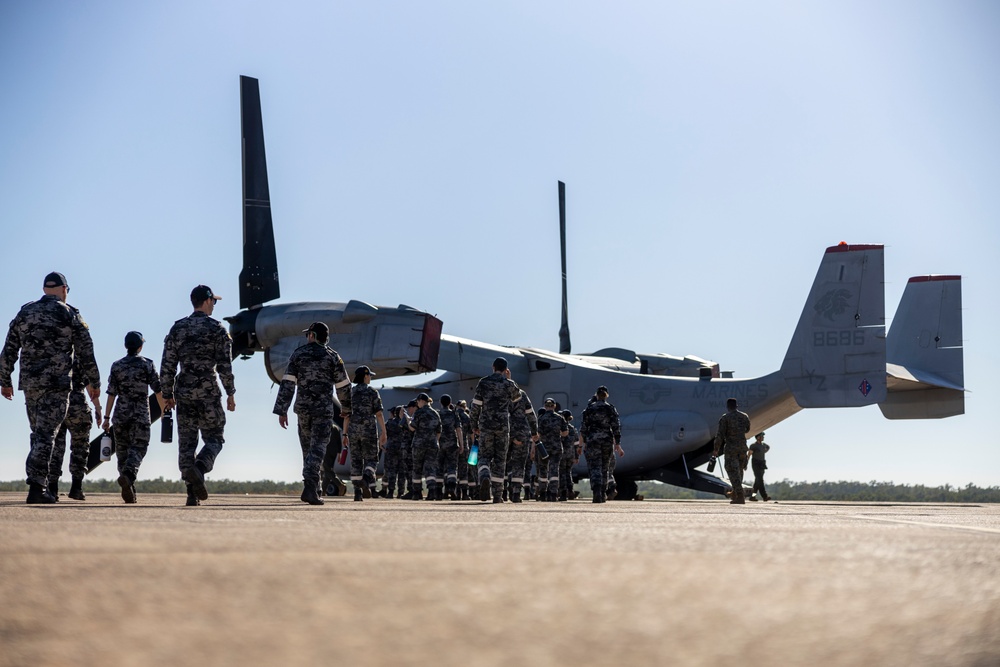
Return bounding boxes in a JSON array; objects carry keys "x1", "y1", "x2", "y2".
[
  {"x1": 348, "y1": 429, "x2": 379, "y2": 491},
  {"x1": 559, "y1": 450, "x2": 577, "y2": 496},
  {"x1": 604, "y1": 444, "x2": 618, "y2": 494},
  {"x1": 113, "y1": 419, "x2": 151, "y2": 483},
  {"x1": 298, "y1": 413, "x2": 333, "y2": 484},
  {"x1": 456, "y1": 449, "x2": 470, "y2": 489},
  {"x1": 50, "y1": 390, "x2": 93, "y2": 484},
  {"x1": 506, "y1": 438, "x2": 531, "y2": 491},
  {"x1": 321, "y1": 425, "x2": 345, "y2": 494},
  {"x1": 383, "y1": 446, "x2": 404, "y2": 491},
  {"x1": 176, "y1": 397, "x2": 226, "y2": 478},
  {"x1": 436, "y1": 444, "x2": 460, "y2": 488},
  {"x1": 751, "y1": 460, "x2": 767, "y2": 499},
  {"x1": 411, "y1": 439, "x2": 439, "y2": 491},
  {"x1": 537, "y1": 444, "x2": 562, "y2": 497},
  {"x1": 401, "y1": 445, "x2": 414, "y2": 492},
  {"x1": 724, "y1": 442, "x2": 748, "y2": 501},
  {"x1": 477, "y1": 428, "x2": 509, "y2": 496},
  {"x1": 24, "y1": 389, "x2": 70, "y2": 486},
  {"x1": 585, "y1": 438, "x2": 615, "y2": 496}
]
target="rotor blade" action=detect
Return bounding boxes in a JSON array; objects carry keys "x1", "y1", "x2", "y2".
[
  {"x1": 558, "y1": 180, "x2": 571, "y2": 354},
  {"x1": 239, "y1": 75, "x2": 280, "y2": 310}
]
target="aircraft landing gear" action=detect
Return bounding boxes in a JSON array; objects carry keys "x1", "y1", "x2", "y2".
[{"x1": 614, "y1": 478, "x2": 638, "y2": 501}]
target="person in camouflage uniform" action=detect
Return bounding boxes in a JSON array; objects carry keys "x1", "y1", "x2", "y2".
[
  {"x1": 748, "y1": 431, "x2": 771, "y2": 502},
  {"x1": 50, "y1": 351, "x2": 102, "y2": 501},
  {"x1": 454, "y1": 399, "x2": 473, "y2": 499},
  {"x1": 400, "y1": 400, "x2": 417, "y2": 498},
  {"x1": 1, "y1": 272, "x2": 100, "y2": 504},
  {"x1": 536, "y1": 398, "x2": 568, "y2": 502},
  {"x1": 344, "y1": 365, "x2": 386, "y2": 501},
  {"x1": 102, "y1": 331, "x2": 164, "y2": 504},
  {"x1": 505, "y1": 388, "x2": 538, "y2": 503},
  {"x1": 408, "y1": 392, "x2": 441, "y2": 500},
  {"x1": 321, "y1": 405, "x2": 348, "y2": 497},
  {"x1": 470, "y1": 357, "x2": 522, "y2": 504},
  {"x1": 559, "y1": 409, "x2": 581, "y2": 501},
  {"x1": 435, "y1": 394, "x2": 464, "y2": 500},
  {"x1": 712, "y1": 397, "x2": 751, "y2": 505},
  {"x1": 582, "y1": 386, "x2": 623, "y2": 504},
  {"x1": 273, "y1": 322, "x2": 352, "y2": 506},
  {"x1": 381, "y1": 406, "x2": 408, "y2": 499},
  {"x1": 161, "y1": 285, "x2": 236, "y2": 507}
]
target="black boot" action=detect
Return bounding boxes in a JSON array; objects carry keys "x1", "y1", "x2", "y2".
[
  {"x1": 446, "y1": 482, "x2": 457, "y2": 500},
  {"x1": 26, "y1": 483, "x2": 57, "y2": 504},
  {"x1": 303, "y1": 482, "x2": 324, "y2": 505},
  {"x1": 411, "y1": 487, "x2": 423, "y2": 500},
  {"x1": 479, "y1": 478, "x2": 491, "y2": 502},
  {"x1": 354, "y1": 488, "x2": 364, "y2": 502},
  {"x1": 68, "y1": 476, "x2": 85, "y2": 501},
  {"x1": 402, "y1": 488, "x2": 414, "y2": 500},
  {"x1": 361, "y1": 483, "x2": 372, "y2": 499},
  {"x1": 185, "y1": 484, "x2": 200, "y2": 506},
  {"x1": 460, "y1": 486, "x2": 469, "y2": 500},
  {"x1": 118, "y1": 473, "x2": 137, "y2": 504},
  {"x1": 47, "y1": 480, "x2": 60, "y2": 501},
  {"x1": 510, "y1": 488, "x2": 522, "y2": 503},
  {"x1": 184, "y1": 462, "x2": 208, "y2": 501}
]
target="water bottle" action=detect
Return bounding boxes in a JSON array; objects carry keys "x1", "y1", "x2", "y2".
[
  {"x1": 160, "y1": 409, "x2": 173, "y2": 443},
  {"x1": 338, "y1": 446, "x2": 349, "y2": 465},
  {"x1": 467, "y1": 442, "x2": 479, "y2": 466},
  {"x1": 707, "y1": 455, "x2": 717, "y2": 473},
  {"x1": 535, "y1": 441, "x2": 548, "y2": 460},
  {"x1": 100, "y1": 432, "x2": 112, "y2": 462}
]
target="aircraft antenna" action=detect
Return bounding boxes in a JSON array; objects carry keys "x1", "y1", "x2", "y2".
[{"x1": 558, "y1": 180, "x2": 571, "y2": 354}]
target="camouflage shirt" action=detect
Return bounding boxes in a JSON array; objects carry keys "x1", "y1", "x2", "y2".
[
  {"x1": 564, "y1": 423, "x2": 580, "y2": 454},
  {"x1": 537, "y1": 410, "x2": 568, "y2": 448},
  {"x1": 348, "y1": 383, "x2": 383, "y2": 438},
  {"x1": 439, "y1": 406, "x2": 463, "y2": 449},
  {"x1": 581, "y1": 400, "x2": 621, "y2": 444},
  {"x1": 160, "y1": 311, "x2": 235, "y2": 402},
  {"x1": 385, "y1": 416, "x2": 408, "y2": 451},
  {"x1": 272, "y1": 341, "x2": 352, "y2": 418},
  {"x1": 470, "y1": 372, "x2": 521, "y2": 432},
  {"x1": 456, "y1": 407, "x2": 472, "y2": 445},
  {"x1": 715, "y1": 409, "x2": 751, "y2": 448},
  {"x1": 107, "y1": 354, "x2": 161, "y2": 425},
  {"x1": 0, "y1": 296, "x2": 99, "y2": 393},
  {"x1": 410, "y1": 404, "x2": 441, "y2": 446},
  {"x1": 508, "y1": 390, "x2": 538, "y2": 442}
]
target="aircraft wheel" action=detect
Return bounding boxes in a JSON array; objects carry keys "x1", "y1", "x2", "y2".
[{"x1": 614, "y1": 478, "x2": 638, "y2": 501}]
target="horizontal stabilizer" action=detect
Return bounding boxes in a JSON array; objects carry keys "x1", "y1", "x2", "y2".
[
  {"x1": 880, "y1": 275, "x2": 964, "y2": 419},
  {"x1": 781, "y1": 243, "x2": 886, "y2": 408}
]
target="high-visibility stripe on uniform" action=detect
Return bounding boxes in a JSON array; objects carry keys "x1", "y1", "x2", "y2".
[
  {"x1": 282, "y1": 374, "x2": 297, "y2": 383},
  {"x1": 472, "y1": 399, "x2": 483, "y2": 405},
  {"x1": 335, "y1": 378, "x2": 351, "y2": 389}
]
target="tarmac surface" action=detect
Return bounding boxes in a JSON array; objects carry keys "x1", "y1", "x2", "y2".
[{"x1": 1, "y1": 492, "x2": 998, "y2": 667}]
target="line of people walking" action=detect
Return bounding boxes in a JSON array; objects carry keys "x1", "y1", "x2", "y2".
[
  {"x1": 2, "y1": 273, "x2": 626, "y2": 507},
  {"x1": 2, "y1": 274, "x2": 235, "y2": 505}
]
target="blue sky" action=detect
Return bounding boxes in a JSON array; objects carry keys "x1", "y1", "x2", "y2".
[{"x1": 1, "y1": 1, "x2": 997, "y2": 487}]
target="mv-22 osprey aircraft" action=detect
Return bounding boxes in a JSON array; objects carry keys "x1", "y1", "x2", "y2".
[{"x1": 226, "y1": 75, "x2": 966, "y2": 499}]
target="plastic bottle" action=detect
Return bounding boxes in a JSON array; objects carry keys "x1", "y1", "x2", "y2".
[
  {"x1": 467, "y1": 442, "x2": 479, "y2": 466},
  {"x1": 100, "y1": 432, "x2": 112, "y2": 462},
  {"x1": 160, "y1": 409, "x2": 173, "y2": 443}
]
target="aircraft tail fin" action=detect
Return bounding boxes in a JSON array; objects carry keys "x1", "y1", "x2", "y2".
[
  {"x1": 879, "y1": 275, "x2": 964, "y2": 419},
  {"x1": 781, "y1": 243, "x2": 886, "y2": 407},
  {"x1": 239, "y1": 75, "x2": 280, "y2": 310}
]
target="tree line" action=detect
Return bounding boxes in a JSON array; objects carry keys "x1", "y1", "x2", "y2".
[{"x1": 1, "y1": 478, "x2": 998, "y2": 501}]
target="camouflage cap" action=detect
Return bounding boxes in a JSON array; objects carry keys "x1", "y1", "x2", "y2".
[
  {"x1": 303, "y1": 322, "x2": 329, "y2": 338},
  {"x1": 124, "y1": 331, "x2": 145, "y2": 348},
  {"x1": 416, "y1": 392, "x2": 432, "y2": 403},
  {"x1": 43, "y1": 271, "x2": 68, "y2": 288}
]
